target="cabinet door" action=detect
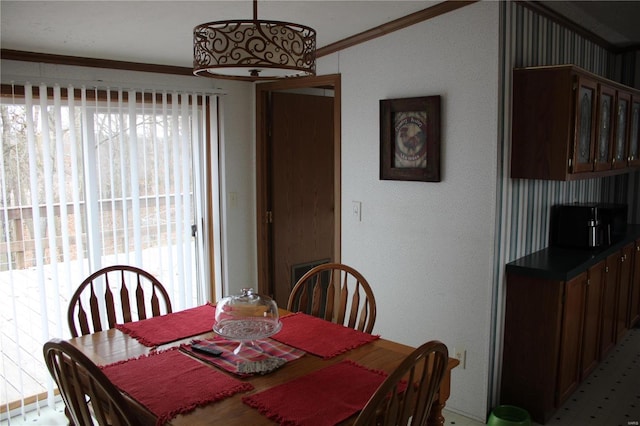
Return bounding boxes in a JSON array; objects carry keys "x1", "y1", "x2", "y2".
[
  {"x1": 615, "y1": 243, "x2": 634, "y2": 341},
  {"x1": 594, "y1": 85, "x2": 616, "y2": 171},
  {"x1": 581, "y1": 261, "x2": 604, "y2": 379},
  {"x1": 572, "y1": 77, "x2": 598, "y2": 173},
  {"x1": 629, "y1": 239, "x2": 640, "y2": 327},
  {"x1": 600, "y1": 252, "x2": 619, "y2": 358},
  {"x1": 629, "y1": 96, "x2": 640, "y2": 167},
  {"x1": 612, "y1": 92, "x2": 631, "y2": 169},
  {"x1": 556, "y1": 272, "x2": 587, "y2": 405}
]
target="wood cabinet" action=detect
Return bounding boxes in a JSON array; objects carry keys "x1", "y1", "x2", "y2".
[
  {"x1": 613, "y1": 92, "x2": 631, "y2": 169},
  {"x1": 599, "y1": 252, "x2": 620, "y2": 359},
  {"x1": 580, "y1": 261, "x2": 604, "y2": 379},
  {"x1": 556, "y1": 272, "x2": 587, "y2": 404},
  {"x1": 630, "y1": 239, "x2": 640, "y2": 326},
  {"x1": 502, "y1": 263, "x2": 603, "y2": 423},
  {"x1": 501, "y1": 273, "x2": 564, "y2": 423},
  {"x1": 573, "y1": 77, "x2": 598, "y2": 173},
  {"x1": 536, "y1": 262, "x2": 604, "y2": 408},
  {"x1": 511, "y1": 65, "x2": 640, "y2": 180},
  {"x1": 502, "y1": 227, "x2": 640, "y2": 424},
  {"x1": 615, "y1": 242, "x2": 634, "y2": 341},
  {"x1": 630, "y1": 96, "x2": 640, "y2": 167},
  {"x1": 594, "y1": 84, "x2": 616, "y2": 171}
]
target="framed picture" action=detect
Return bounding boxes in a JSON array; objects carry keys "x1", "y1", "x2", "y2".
[{"x1": 380, "y1": 95, "x2": 441, "y2": 182}]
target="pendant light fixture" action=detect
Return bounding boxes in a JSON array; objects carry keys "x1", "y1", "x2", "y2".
[{"x1": 193, "y1": 0, "x2": 316, "y2": 81}]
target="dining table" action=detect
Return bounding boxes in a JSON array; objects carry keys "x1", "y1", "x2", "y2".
[{"x1": 68, "y1": 305, "x2": 459, "y2": 426}]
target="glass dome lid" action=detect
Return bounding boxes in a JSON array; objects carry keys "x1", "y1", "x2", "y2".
[{"x1": 213, "y1": 288, "x2": 282, "y2": 344}]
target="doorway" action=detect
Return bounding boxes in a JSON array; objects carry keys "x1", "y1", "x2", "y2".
[{"x1": 255, "y1": 74, "x2": 341, "y2": 307}]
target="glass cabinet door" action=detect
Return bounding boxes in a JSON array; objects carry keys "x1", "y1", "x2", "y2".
[
  {"x1": 629, "y1": 96, "x2": 640, "y2": 167},
  {"x1": 594, "y1": 85, "x2": 615, "y2": 171},
  {"x1": 572, "y1": 77, "x2": 598, "y2": 173},
  {"x1": 613, "y1": 91, "x2": 631, "y2": 169}
]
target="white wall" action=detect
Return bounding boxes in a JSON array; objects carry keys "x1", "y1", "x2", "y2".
[
  {"x1": 318, "y1": 1, "x2": 499, "y2": 421},
  {"x1": 217, "y1": 82, "x2": 258, "y2": 298}
]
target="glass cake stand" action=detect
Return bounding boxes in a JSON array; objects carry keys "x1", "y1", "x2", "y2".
[{"x1": 213, "y1": 288, "x2": 282, "y2": 355}]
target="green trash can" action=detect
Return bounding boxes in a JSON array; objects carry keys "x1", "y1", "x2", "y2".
[{"x1": 487, "y1": 405, "x2": 531, "y2": 426}]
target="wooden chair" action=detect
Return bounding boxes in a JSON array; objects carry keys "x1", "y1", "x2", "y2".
[
  {"x1": 287, "y1": 262, "x2": 377, "y2": 333},
  {"x1": 43, "y1": 338, "x2": 154, "y2": 426},
  {"x1": 68, "y1": 265, "x2": 172, "y2": 337},
  {"x1": 353, "y1": 340, "x2": 449, "y2": 426}
]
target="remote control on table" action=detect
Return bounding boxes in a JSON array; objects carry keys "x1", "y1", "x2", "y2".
[{"x1": 190, "y1": 343, "x2": 223, "y2": 357}]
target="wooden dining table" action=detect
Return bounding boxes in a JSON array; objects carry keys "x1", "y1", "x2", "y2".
[{"x1": 68, "y1": 308, "x2": 459, "y2": 426}]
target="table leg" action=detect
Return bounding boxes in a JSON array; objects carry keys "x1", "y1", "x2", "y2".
[
  {"x1": 64, "y1": 406, "x2": 75, "y2": 425},
  {"x1": 427, "y1": 363, "x2": 454, "y2": 426},
  {"x1": 427, "y1": 399, "x2": 446, "y2": 426}
]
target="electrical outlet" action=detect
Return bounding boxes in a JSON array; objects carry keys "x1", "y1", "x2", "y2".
[{"x1": 453, "y1": 347, "x2": 466, "y2": 369}]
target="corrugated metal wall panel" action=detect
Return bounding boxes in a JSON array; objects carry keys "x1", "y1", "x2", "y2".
[{"x1": 503, "y1": 3, "x2": 622, "y2": 260}]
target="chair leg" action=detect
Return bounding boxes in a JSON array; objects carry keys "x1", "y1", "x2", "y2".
[
  {"x1": 427, "y1": 400, "x2": 445, "y2": 426},
  {"x1": 64, "y1": 406, "x2": 75, "y2": 426}
]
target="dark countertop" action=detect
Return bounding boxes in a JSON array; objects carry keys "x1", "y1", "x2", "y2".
[{"x1": 506, "y1": 224, "x2": 640, "y2": 281}]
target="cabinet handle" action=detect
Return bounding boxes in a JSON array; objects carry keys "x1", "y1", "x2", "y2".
[
  {"x1": 636, "y1": 246, "x2": 640, "y2": 252},
  {"x1": 605, "y1": 266, "x2": 609, "y2": 273}
]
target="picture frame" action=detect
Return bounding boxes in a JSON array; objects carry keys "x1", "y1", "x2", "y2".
[{"x1": 379, "y1": 95, "x2": 441, "y2": 182}]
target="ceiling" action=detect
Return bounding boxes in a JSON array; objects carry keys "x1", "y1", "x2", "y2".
[
  {"x1": 0, "y1": 1, "x2": 441, "y2": 68},
  {"x1": 1, "y1": 1, "x2": 639, "y2": 70},
  {"x1": 539, "y1": 1, "x2": 640, "y2": 50}
]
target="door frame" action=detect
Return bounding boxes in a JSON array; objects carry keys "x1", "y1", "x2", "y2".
[{"x1": 255, "y1": 74, "x2": 342, "y2": 297}]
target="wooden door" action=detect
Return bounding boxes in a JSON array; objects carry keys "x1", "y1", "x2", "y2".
[
  {"x1": 270, "y1": 92, "x2": 334, "y2": 307},
  {"x1": 630, "y1": 239, "x2": 640, "y2": 327},
  {"x1": 572, "y1": 76, "x2": 597, "y2": 173},
  {"x1": 615, "y1": 243, "x2": 634, "y2": 341},
  {"x1": 594, "y1": 84, "x2": 615, "y2": 171},
  {"x1": 612, "y1": 91, "x2": 631, "y2": 169},
  {"x1": 556, "y1": 272, "x2": 587, "y2": 406},
  {"x1": 600, "y1": 252, "x2": 620, "y2": 359},
  {"x1": 580, "y1": 261, "x2": 604, "y2": 379},
  {"x1": 629, "y1": 96, "x2": 640, "y2": 167}
]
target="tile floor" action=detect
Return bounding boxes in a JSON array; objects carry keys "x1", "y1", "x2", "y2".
[
  {"x1": 1, "y1": 406, "x2": 482, "y2": 426},
  {"x1": 2, "y1": 327, "x2": 638, "y2": 426},
  {"x1": 540, "y1": 326, "x2": 640, "y2": 426},
  {"x1": 1, "y1": 404, "x2": 67, "y2": 426}
]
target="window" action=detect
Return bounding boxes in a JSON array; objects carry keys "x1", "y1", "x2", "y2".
[{"x1": 0, "y1": 83, "x2": 218, "y2": 415}]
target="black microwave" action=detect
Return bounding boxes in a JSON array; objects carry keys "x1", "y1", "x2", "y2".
[{"x1": 550, "y1": 203, "x2": 627, "y2": 249}]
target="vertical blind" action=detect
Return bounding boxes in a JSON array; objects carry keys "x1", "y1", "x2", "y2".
[{"x1": 0, "y1": 82, "x2": 217, "y2": 417}]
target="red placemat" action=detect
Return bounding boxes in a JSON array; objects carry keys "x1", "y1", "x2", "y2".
[
  {"x1": 242, "y1": 360, "x2": 387, "y2": 426},
  {"x1": 115, "y1": 303, "x2": 215, "y2": 347},
  {"x1": 270, "y1": 313, "x2": 379, "y2": 359},
  {"x1": 102, "y1": 347, "x2": 253, "y2": 426},
  {"x1": 180, "y1": 337, "x2": 305, "y2": 376}
]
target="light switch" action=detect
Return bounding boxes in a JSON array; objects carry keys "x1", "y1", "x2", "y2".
[
  {"x1": 352, "y1": 201, "x2": 362, "y2": 222},
  {"x1": 229, "y1": 192, "x2": 238, "y2": 209}
]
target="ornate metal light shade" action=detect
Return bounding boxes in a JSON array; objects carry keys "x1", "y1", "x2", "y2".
[{"x1": 193, "y1": 1, "x2": 316, "y2": 81}]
